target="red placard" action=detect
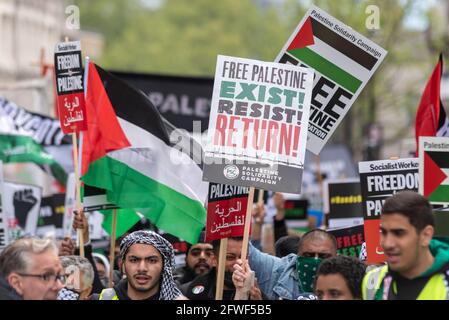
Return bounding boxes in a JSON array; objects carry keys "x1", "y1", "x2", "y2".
[
  {"x1": 54, "y1": 41, "x2": 87, "y2": 133},
  {"x1": 205, "y1": 183, "x2": 250, "y2": 241},
  {"x1": 364, "y1": 219, "x2": 385, "y2": 264}
]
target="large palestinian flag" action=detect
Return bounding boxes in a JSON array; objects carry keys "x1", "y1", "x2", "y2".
[
  {"x1": 276, "y1": 6, "x2": 387, "y2": 154},
  {"x1": 81, "y1": 63, "x2": 208, "y2": 243},
  {"x1": 419, "y1": 136, "x2": 449, "y2": 205}
]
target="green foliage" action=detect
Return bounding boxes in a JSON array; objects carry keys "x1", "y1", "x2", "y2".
[{"x1": 72, "y1": 0, "x2": 437, "y2": 159}]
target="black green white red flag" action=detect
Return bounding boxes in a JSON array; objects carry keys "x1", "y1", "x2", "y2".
[
  {"x1": 419, "y1": 136, "x2": 449, "y2": 205},
  {"x1": 81, "y1": 63, "x2": 208, "y2": 243},
  {"x1": 276, "y1": 6, "x2": 387, "y2": 154}
]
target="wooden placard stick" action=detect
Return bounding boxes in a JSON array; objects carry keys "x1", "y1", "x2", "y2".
[
  {"x1": 108, "y1": 208, "x2": 118, "y2": 288},
  {"x1": 215, "y1": 237, "x2": 228, "y2": 300}
]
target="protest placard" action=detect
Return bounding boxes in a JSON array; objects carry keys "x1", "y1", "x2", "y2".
[
  {"x1": 206, "y1": 183, "x2": 250, "y2": 241},
  {"x1": 359, "y1": 158, "x2": 419, "y2": 263},
  {"x1": 203, "y1": 55, "x2": 314, "y2": 194},
  {"x1": 324, "y1": 178, "x2": 363, "y2": 228},
  {"x1": 328, "y1": 224, "x2": 364, "y2": 258},
  {"x1": 419, "y1": 136, "x2": 449, "y2": 205},
  {"x1": 37, "y1": 193, "x2": 65, "y2": 237},
  {"x1": 0, "y1": 161, "x2": 8, "y2": 251},
  {"x1": 54, "y1": 41, "x2": 87, "y2": 134},
  {"x1": 3, "y1": 181, "x2": 42, "y2": 241},
  {"x1": 276, "y1": 6, "x2": 387, "y2": 154}
]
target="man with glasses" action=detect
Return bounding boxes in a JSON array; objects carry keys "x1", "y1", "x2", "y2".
[
  {"x1": 239, "y1": 229, "x2": 337, "y2": 299},
  {"x1": 0, "y1": 237, "x2": 64, "y2": 300},
  {"x1": 174, "y1": 232, "x2": 215, "y2": 286}
]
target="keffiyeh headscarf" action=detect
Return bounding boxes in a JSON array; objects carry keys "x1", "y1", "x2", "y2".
[
  {"x1": 57, "y1": 287, "x2": 79, "y2": 300},
  {"x1": 359, "y1": 242, "x2": 367, "y2": 262},
  {"x1": 120, "y1": 230, "x2": 182, "y2": 300}
]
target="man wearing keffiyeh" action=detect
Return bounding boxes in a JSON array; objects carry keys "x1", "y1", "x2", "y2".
[{"x1": 95, "y1": 230, "x2": 185, "y2": 300}]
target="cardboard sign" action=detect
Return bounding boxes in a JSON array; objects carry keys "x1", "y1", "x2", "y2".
[
  {"x1": 324, "y1": 179, "x2": 363, "y2": 228},
  {"x1": 284, "y1": 199, "x2": 308, "y2": 220},
  {"x1": 359, "y1": 158, "x2": 419, "y2": 263},
  {"x1": 83, "y1": 184, "x2": 119, "y2": 212},
  {"x1": 3, "y1": 181, "x2": 42, "y2": 241},
  {"x1": 54, "y1": 41, "x2": 87, "y2": 134},
  {"x1": 419, "y1": 136, "x2": 449, "y2": 205},
  {"x1": 206, "y1": 183, "x2": 250, "y2": 241},
  {"x1": 203, "y1": 55, "x2": 314, "y2": 193},
  {"x1": 37, "y1": 193, "x2": 65, "y2": 238},
  {"x1": 0, "y1": 161, "x2": 9, "y2": 251},
  {"x1": 328, "y1": 224, "x2": 364, "y2": 257},
  {"x1": 276, "y1": 6, "x2": 387, "y2": 154}
]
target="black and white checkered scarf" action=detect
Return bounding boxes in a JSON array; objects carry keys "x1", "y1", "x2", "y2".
[
  {"x1": 120, "y1": 230, "x2": 182, "y2": 300},
  {"x1": 57, "y1": 287, "x2": 79, "y2": 300}
]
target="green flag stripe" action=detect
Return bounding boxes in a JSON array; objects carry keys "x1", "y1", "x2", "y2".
[
  {"x1": 310, "y1": 18, "x2": 378, "y2": 70},
  {"x1": 428, "y1": 184, "x2": 449, "y2": 203},
  {"x1": 287, "y1": 47, "x2": 362, "y2": 94},
  {"x1": 101, "y1": 209, "x2": 141, "y2": 240},
  {"x1": 82, "y1": 156, "x2": 206, "y2": 244}
]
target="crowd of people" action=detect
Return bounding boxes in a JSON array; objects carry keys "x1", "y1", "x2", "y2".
[{"x1": 1, "y1": 191, "x2": 448, "y2": 300}]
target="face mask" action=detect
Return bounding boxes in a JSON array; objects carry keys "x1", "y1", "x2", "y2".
[{"x1": 296, "y1": 256, "x2": 322, "y2": 293}]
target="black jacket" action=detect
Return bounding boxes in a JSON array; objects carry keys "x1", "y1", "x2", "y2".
[
  {"x1": 0, "y1": 278, "x2": 22, "y2": 300},
  {"x1": 174, "y1": 266, "x2": 197, "y2": 286},
  {"x1": 182, "y1": 268, "x2": 235, "y2": 300}
]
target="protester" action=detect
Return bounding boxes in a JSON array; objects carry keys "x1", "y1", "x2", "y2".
[
  {"x1": 275, "y1": 235, "x2": 301, "y2": 258},
  {"x1": 174, "y1": 232, "x2": 214, "y2": 285},
  {"x1": 272, "y1": 192, "x2": 289, "y2": 242},
  {"x1": 232, "y1": 258, "x2": 264, "y2": 300},
  {"x1": 57, "y1": 255, "x2": 94, "y2": 300},
  {"x1": 363, "y1": 191, "x2": 449, "y2": 300},
  {"x1": 314, "y1": 255, "x2": 366, "y2": 300},
  {"x1": 182, "y1": 237, "x2": 245, "y2": 300},
  {"x1": 93, "y1": 230, "x2": 184, "y2": 300},
  {"x1": 68, "y1": 210, "x2": 108, "y2": 293},
  {"x1": 93, "y1": 253, "x2": 110, "y2": 288},
  {"x1": 247, "y1": 229, "x2": 337, "y2": 299},
  {"x1": 0, "y1": 237, "x2": 64, "y2": 300}
]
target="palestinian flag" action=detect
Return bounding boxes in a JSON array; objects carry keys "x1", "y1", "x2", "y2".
[
  {"x1": 0, "y1": 97, "x2": 72, "y2": 185},
  {"x1": 419, "y1": 136, "x2": 449, "y2": 204},
  {"x1": 81, "y1": 62, "x2": 208, "y2": 244},
  {"x1": 415, "y1": 54, "x2": 449, "y2": 155},
  {"x1": 101, "y1": 208, "x2": 141, "y2": 240},
  {"x1": 0, "y1": 133, "x2": 67, "y2": 184},
  {"x1": 280, "y1": 15, "x2": 379, "y2": 95}
]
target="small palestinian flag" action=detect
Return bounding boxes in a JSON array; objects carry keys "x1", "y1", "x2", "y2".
[{"x1": 419, "y1": 136, "x2": 449, "y2": 205}]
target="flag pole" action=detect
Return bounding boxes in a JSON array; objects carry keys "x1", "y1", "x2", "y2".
[
  {"x1": 108, "y1": 208, "x2": 118, "y2": 288},
  {"x1": 241, "y1": 187, "x2": 255, "y2": 263},
  {"x1": 257, "y1": 189, "x2": 264, "y2": 206},
  {"x1": 215, "y1": 237, "x2": 228, "y2": 300}
]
